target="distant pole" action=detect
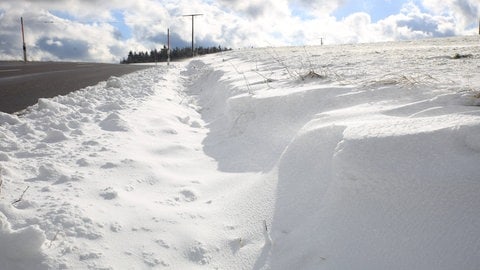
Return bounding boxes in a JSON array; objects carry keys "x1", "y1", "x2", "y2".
[
  {"x1": 167, "y1": 28, "x2": 171, "y2": 65},
  {"x1": 191, "y1": 16, "x2": 194, "y2": 56},
  {"x1": 183, "y1": 14, "x2": 203, "y2": 57},
  {"x1": 20, "y1": 17, "x2": 27, "y2": 62}
]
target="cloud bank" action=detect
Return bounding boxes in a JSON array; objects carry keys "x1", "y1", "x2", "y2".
[{"x1": 0, "y1": 0, "x2": 478, "y2": 62}]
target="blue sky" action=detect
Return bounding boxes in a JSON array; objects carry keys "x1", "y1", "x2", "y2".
[
  {"x1": 50, "y1": 9, "x2": 133, "y2": 39},
  {"x1": 334, "y1": 0, "x2": 419, "y2": 21},
  {"x1": 111, "y1": 10, "x2": 133, "y2": 40},
  {"x1": 93, "y1": 1, "x2": 420, "y2": 40},
  {"x1": 0, "y1": 0, "x2": 479, "y2": 62},
  {"x1": 49, "y1": 0, "x2": 464, "y2": 42}
]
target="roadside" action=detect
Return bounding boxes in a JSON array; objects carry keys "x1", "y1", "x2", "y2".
[{"x1": 0, "y1": 61, "x2": 151, "y2": 114}]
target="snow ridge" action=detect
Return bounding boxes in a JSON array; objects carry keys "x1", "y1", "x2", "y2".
[{"x1": 0, "y1": 36, "x2": 480, "y2": 269}]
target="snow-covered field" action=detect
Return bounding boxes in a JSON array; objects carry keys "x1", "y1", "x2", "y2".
[{"x1": 1, "y1": 36, "x2": 480, "y2": 270}]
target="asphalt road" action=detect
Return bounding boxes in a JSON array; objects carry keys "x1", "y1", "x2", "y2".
[{"x1": 0, "y1": 61, "x2": 151, "y2": 114}]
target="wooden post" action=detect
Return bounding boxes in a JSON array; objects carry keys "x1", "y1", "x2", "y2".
[
  {"x1": 183, "y1": 14, "x2": 203, "y2": 57},
  {"x1": 167, "y1": 28, "x2": 170, "y2": 65},
  {"x1": 21, "y1": 17, "x2": 27, "y2": 62}
]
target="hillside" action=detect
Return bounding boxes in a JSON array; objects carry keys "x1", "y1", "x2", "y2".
[{"x1": 1, "y1": 36, "x2": 480, "y2": 269}]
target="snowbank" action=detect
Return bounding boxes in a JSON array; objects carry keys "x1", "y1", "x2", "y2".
[
  {"x1": 0, "y1": 36, "x2": 479, "y2": 269},
  {"x1": 0, "y1": 210, "x2": 47, "y2": 270},
  {"x1": 187, "y1": 36, "x2": 480, "y2": 269}
]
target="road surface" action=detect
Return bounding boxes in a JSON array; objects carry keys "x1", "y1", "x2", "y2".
[{"x1": 0, "y1": 61, "x2": 151, "y2": 114}]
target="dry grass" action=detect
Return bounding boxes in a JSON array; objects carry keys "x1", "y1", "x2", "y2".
[
  {"x1": 365, "y1": 73, "x2": 440, "y2": 88},
  {"x1": 0, "y1": 167, "x2": 3, "y2": 196},
  {"x1": 12, "y1": 186, "x2": 30, "y2": 205}
]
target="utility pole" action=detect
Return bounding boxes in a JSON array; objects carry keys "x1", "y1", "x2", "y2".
[
  {"x1": 167, "y1": 28, "x2": 171, "y2": 65},
  {"x1": 20, "y1": 17, "x2": 27, "y2": 62},
  {"x1": 183, "y1": 14, "x2": 203, "y2": 57}
]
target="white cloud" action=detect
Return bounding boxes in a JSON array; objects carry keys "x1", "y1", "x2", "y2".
[
  {"x1": 0, "y1": 0, "x2": 477, "y2": 62},
  {"x1": 421, "y1": 0, "x2": 479, "y2": 31},
  {"x1": 292, "y1": 0, "x2": 345, "y2": 14},
  {"x1": 376, "y1": 3, "x2": 457, "y2": 40},
  {"x1": 0, "y1": 2, "x2": 131, "y2": 62},
  {"x1": 422, "y1": 0, "x2": 479, "y2": 18}
]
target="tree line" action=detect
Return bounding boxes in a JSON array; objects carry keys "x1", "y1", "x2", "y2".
[{"x1": 121, "y1": 45, "x2": 231, "y2": 64}]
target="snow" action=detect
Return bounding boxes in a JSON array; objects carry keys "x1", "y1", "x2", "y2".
[{"x1": 1, "y1": 36, "x2": 480, "y2": 269}]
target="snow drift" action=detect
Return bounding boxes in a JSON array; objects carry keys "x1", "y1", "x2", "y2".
[{"x1": 0, "y1": 36, "x2": 480, "y2": 269}]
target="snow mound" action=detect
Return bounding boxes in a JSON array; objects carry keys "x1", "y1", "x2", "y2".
[
  {"x1": 0, "y1": 152, "x2": 10, "y2": 161},
  {"x1": 28, "y1": 163, "x2": 78, "y2": 184},
  {"x1": 42, "y1": 129, "x2": 68, "y2": 143},
  {"x1": 184, "y1": 37, "x2": 480, "y2": 269},
  {"x1": 0, "y1": 211, "x2": 47, "y2": 270},
  {"x1": 0, "y1": 131, "x2": 19, "y2": 152},
  {"x1": 269, "y1": 120, "x2": 480, "y2": 269},
  {"x1": 105, "y1": 76, "x2": 122, "y2": 88},
  {"x1": 99, "y1": 187, "x2": 118, "y2": 200},
  {"x1": 186, "y1": 241, "x2": 211, "y2": 265},
  {"x1": 99, "y1": 112, "x2": 129, "y2": 131},
  {"x1": 0, "y1": 112, "x2": 20, "y2": 125},
  {"x1": 37, "y1": 98, "x2": 71, "y2": 114}
]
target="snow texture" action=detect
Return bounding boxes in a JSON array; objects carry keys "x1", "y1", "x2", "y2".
[{"x1": 0, "y1": 36, "x2": 480, "y2": 269}]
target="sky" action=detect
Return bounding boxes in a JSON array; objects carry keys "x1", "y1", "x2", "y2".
[{"x1": 0, "y1": 0, "x2": 478, "y2": 63}]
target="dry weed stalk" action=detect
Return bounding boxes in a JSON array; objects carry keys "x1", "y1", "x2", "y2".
[
  {"x1": 367, "y1": 73, "x2": 439, "y2": 88},
  {"x1": 12, "y1": 186, "x2": 30, "y2": 205},
  {"x1": 48, "y1": 230, "x2": 62, "y2": 248},
  {"x1": 0, "y1": 167, "x2": 3, "y2": 196},
  {"x1": 229, "y1": 62, "x2": 252, "y2": 94}
]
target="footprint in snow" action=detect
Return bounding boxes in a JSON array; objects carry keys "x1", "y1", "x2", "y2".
[
  {"x1": 101, "y1": 162, "x2": 117, "y2": 169},
  {"x1": 186, "y1": 241, "x2": 211, "y2": 265},
  {"x1": 82, "y1": 140, "x2": 100, "y2": 146},
  {"x1": 229, "y1": 237, "x2": 247, "y2": 254},
  {"x1": 177, "y1": 116, "x2": 202, "y2": 128},
  {"x1": 79, "y1": 252, "x2": 102, "y2": 261},
  {"x1": 178, "y1": 189, "x2": 197, "y2": 202},
  {"x1": 100, "y1": 187, "x2": 118, "y2": 200},
  {"x1": 110, "y1": 222, "x2": 122, "y2": 232},
  {"x1": 70, "y1": 129, "x2": 84, "y2": 136},
  {"x1": 155, "y1": 239, "x2": 170, "y2": 249},
  {"x1": 190, "y1": 121, "x2": 202, "y2": 128},
  {"x1": 142, "y1": 251, "x2": 169, "y2": 267},
  {"x1": 177, "y1": 116, "x2": 190, "y2": 124},
  {"x1": 76, "y1": 158, "x2": 89, "y2": 167},
  {"x1": 162, "y1": 128, "x2": 178, "y2": 135}
]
